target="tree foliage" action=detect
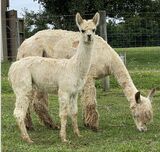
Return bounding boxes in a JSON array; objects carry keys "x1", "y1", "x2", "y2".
[
  {"x1": 107, "y1": 15, "x2": 160, "y2": 47},
  {"x1": 34, "y1": 0, "x2": 160, "y2": 17},
  {"x1": 23, "y1": 10, "x2": 50, "y2": 37},
  {"x1": 24, "y1": 0, "x2": 160, "y2": 47}
]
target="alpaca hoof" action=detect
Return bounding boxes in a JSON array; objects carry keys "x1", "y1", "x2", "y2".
[
  {"x1": 138, "y1": 126, "x2": 147, "y2": 132},
  {"x1": 62, "y1": 139, "x2": 69, "y2": 143},
  {"x1": 75, "y1": 133, "x2": 82, "y2": 137},
  {"x1": 26, "y1": 125, "x2": 34, "y2": 131},
  {"x1": 84, "y1": 123, "x2": 98, "y2": 132},
  {"x1": 77, "y1": 134, "x2": 83, "y2": 138},
  {"x1": 45, "y1": 123, "x2": 60, "y2": 130},
  {"x1": 21, "y1": 135, "x2": 33, "y2": 144},
  {"x1": 27, "y1": 139, "x2": 34, "y2": 144},
  {"x1": 90, "y1": 126, "x2": 98, "y2": 132},
  {"x1": 74, "y1": 131, "x2": 82, "y2": 137},
  {"x1": 50, "y1": 124, "x2": 60, "y2": 130},
  {"x1": 54, "y1": 124, "x2": 60, "y2": 130}
]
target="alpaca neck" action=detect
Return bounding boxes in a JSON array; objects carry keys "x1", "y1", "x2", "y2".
[
  {"x1": 111, "y1": 50, "x2": 138, "y2": 103},
  {"x1": 72, "y1": 37, "x2": 94, "y2": 79}
]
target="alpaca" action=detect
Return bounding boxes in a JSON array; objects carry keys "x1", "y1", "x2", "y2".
[
  {"x1": 8, "y1": 12, "x2": 100, "y2": 143},
  {"x1": 17, "y1": 24, "x2": 155, "y2": 132}
]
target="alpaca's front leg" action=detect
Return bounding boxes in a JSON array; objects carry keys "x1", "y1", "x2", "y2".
[
  {"x1": 58, "y1": 90, "x2": 69, "y2": 142},
  {"x1": 72, "y1": 114, "x2": 81, "y2": 137},
  {"x1": 70, "y1": 94, "x2": 81, "y2": 137},
  {"x1": 60, "y1": 113, "x2": 68, "y2": 143},
  {"x1": 81, "y1": 76, "x2": 99, "y2": 131}
]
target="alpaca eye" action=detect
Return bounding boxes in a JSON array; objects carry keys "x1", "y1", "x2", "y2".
[
  {"x1": 92, "y1": 29, "x2": 96, "y2": 32},
  {"x1": 81, "y1": 30, "x2": 85, "y2": 33}
]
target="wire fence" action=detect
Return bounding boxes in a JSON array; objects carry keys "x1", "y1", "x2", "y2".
[
  {"x1": 58, "y1": 12, "x2": 160, "y2": 48},
  {"x1": 1, "y1": 12, "x2": 160, "y2": 61},
  {"x1": 1, "y1": 12, "x2": 160, "y2": 58},
  {"x1": 1, "y1": 12, "x2": 160, "y2": 93}
]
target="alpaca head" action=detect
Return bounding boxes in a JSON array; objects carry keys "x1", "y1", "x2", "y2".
[
  {"x1": 76, "y1": 12, "x2": 100, "y2": 43},
  {"x1": 130, "y1": 88, "x2": 156, "y2": 131}
]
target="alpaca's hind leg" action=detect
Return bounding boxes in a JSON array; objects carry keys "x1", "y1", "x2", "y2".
[
  {"x1": 58, "y1": 90, "x2": 69, "y2": 142},
  {"x1": 25, "y1": 109, "x2": 34, "y2": 130},
  {"x1": 81, "y1": 76, "x2": 99, "y2": 131},
  {"x1": 69, "y1": 94, "x2": 81, "y2": 137},
  {"x1": 33, "y1": 91, "x2": 59, "y2": 129},
  {"x1": 14, "y1": 94, "x2": 33, "y2": 143}
]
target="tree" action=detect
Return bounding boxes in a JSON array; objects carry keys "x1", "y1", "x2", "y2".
[
  {"x1": 107, "y1": 15, "x2": 160, "y2": 47},
  {"x1": 31, "y1": 0, "x2": 160, "y2": 29},
  {"x1": 24, "y1": 0, "x2": 160, "y2": 47},
  {"x1": 23, "y1": 10, "x2": 51, "y2": 37},
  {"x1": 34, "y1": 0, "x2": 160, "y2": 17}
]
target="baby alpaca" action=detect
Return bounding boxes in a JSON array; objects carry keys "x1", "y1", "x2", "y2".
[{"x1": 8, "y1": 12, "x2": 100, "y2": 143}]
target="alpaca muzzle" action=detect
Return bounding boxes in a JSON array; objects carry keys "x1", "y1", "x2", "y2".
[{"x1": 87, "y1": 34, "x2": 92, "y2": 42}]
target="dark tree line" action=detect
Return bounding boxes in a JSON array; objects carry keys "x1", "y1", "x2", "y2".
[
  {"x1": 24, "y1": 0, "x2": 160, "y2": 47},
  {"x1": 107, "y1": 13, "x2": 160, "y2": 47}
]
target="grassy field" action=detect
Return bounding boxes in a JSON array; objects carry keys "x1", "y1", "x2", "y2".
[{"x1": 2, "y1": 47, "x2": 160, "y2": 152}]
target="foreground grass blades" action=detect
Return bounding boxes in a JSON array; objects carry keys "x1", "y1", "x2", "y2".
[
  {"x1": 2, "y1": 47, "x2": 160, "y2": 151},
  {"x1": 2, "y1": 89, "x2": 160, "y2": 151}
]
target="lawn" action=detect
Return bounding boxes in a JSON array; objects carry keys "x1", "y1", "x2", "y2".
[{"x1": 2, "y1": 47, "x2": 160, "y2": 152}]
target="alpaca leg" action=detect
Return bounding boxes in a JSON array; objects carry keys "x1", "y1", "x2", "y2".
[
  {"x1": 25, "y1": 108, "x2": 34, "y2": 130},
  {"x1": 14, "y1": 94, "x2": 33, "y2": 143},
  {"x1": 33, "y1": 91, "x2": 59, "y2": 129},
  {"x1": 24, "y1": 92, "x2": 34, "y2": 131},
  {"x1": 69, "y1": 94, "x2": 81, "y2": 137},
  {"x1": 58, "y1": 90, "x2": 69, "y2": 143},
  {"x1": 81, "y1": 77, "x2": 99, "y2": 131}
]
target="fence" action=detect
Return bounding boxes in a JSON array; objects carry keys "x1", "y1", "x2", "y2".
[
  {"x1": 1, "y1": 10, "x2": 25, "y2": 61},
  {"x1": 1, "y1": 11, "x2": 160, "y2": 61},
  {"x1": 24, "y1": 11, "x2": 160, "y2": 48},
  {"x1": 107, "y1": 12, "x2": 160, "y2": 48},
  {"x1": 1, "y1": 11, "x2": 160, "y2": 90}
]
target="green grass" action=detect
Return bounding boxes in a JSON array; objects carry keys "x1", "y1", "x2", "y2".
[
  {"x1": 2, "y1": 47, "x2": 160, "y2": 152},
  {"x1": 115, "y1": 46, "x2": 160, "y2": 70}
]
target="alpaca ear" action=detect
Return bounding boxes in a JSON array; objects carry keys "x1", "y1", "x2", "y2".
[
  {"x1": 92, "y1": 12, "x2": 100, "y2": 26},
  {"x1": 147, "y1": 88, "x2": 156, "y2": 101},
  {"x1": 76, "y1": 12, "x2": 83, "y2": 28},
  {"x1": 135, "y1": 91, "x2": 141, "y2": 104}
]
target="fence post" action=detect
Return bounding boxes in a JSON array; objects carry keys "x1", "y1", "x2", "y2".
[
  {"x1": 1, "y1": 0, "x2": 8, "y2": 60},
  {"x1": 6, "y1": 10, "x2": 18, "y2": 61},
  {"x1": 99, "y1": 10, "x2": 110, "y2": 91},
  {"x1": 18, "y1": 19, "x2": 25, "y2": 44}
]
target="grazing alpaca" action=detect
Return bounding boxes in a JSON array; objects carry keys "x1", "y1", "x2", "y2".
[
  {"x1": 8, "y1": 12, "x2": 100, "y2": 143},
  {"x1": 17, "y1": 23, "x2": 155, "y2": 132}
]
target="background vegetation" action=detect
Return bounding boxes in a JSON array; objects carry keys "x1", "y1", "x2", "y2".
[{"x1": 23, "y1": 0, "x2": 160, "y2": 47}]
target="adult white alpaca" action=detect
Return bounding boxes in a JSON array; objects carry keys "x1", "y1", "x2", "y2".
[
  {"x1": 17, "y1": 21, "x2": 155, "y2": 132},
  {"x1": 48, "y1": 39, "x2": 156, "y2": 131},
  {"x1": 8, "y1": 12, "x2": 100, "y2": 143}
]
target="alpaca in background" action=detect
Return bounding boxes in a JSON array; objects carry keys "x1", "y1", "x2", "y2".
[{"x1": 8, "y1": 12, "x2": 99, "y2": 143}]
